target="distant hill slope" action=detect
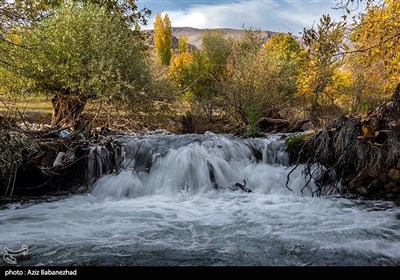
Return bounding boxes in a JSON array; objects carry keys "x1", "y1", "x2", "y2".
[
  {"x1": 171, "y1": 27, "x2": 279, "y2": 48},
  {"x1": 145, "y1": 27, "x2": 282, "y2": 50}
]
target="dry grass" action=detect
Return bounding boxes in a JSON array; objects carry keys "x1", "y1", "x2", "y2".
[
  {"x1": 0, "y1": 96, "x2": 178, "y2": 130},
  {"x1": 0, "y1": 96, "x2": 53, "y2": 123},
  {"x1": 0, "y1": 96, "x2": 222, "y2": 133}
]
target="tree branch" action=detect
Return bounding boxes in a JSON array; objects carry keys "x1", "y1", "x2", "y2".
[{"x1": 336, "y1": 32, "x2": 400, "y2": 56}]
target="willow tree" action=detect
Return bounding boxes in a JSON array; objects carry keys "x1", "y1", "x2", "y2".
[
  {"x1": 154, "y1": 13, "x2": 172, "y2": 66},
  {"x1": 6, "y1": 4, "x2": 151, "y2": 127},
  {"x1": 0, "y1": 0, "x2": 150, "y2": 27},
  {"x1": 1, "y1": 0, "x2": 150, "y2": 63}
]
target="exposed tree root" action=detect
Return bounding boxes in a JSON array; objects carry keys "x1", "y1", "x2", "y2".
[{"x1": 287, "y1": 84, "x2": 400, "y2": 204}]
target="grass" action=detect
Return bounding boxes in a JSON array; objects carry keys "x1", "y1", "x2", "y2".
[
  {"x1": 0, "y1": 95, "x2": 224, "y2": 133},
  {"x1": 0, "y1": 96, "x2": 182, "y2": 131},
  {"x1": 0, "y1": 96, "x2": 53, "y2": 123}
]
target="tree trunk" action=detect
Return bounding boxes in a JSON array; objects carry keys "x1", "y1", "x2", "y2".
[
  {"x1": 51, "y1": 94, "x2": 86, "y2": 128},
  {"x1": 389, "y1": 83, "x2": 400, "y2": 119},
  {"x1": 310, "y1": 103, "x2": 321, "y2": 128}
]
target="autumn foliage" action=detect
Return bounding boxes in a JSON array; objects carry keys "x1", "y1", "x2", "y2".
[
  {"x1": 154, "y1": 13, "x2": 172, "y2": 66},
  {"x1": 0, "y1": 0, "x2": 398, "y2": 133}
]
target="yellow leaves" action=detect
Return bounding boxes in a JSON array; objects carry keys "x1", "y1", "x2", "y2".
[
  {"x1": 263, "y1": 33, "x2": 305, "y2": 62},
  {"x1": 362, "y1": 125, "x2": 375, "y2": 138},
  {"x1": 178, "y1": 35, "x2": 189, "y2": 54},
  {"x1": 169, "y1": 52, "x2": 192, "y2": 74},
  {"x1": 154, "y1": 13, "x2": 172, "y2": 66},
  {"x1": 9, "y1": 32, "x2": 22, "y2": 46},
  {"x1": 168, "y1": 52, "x2": 193, "y2": 87},
  {"x1": 349, "y1": 0, "x2": 399, "y2": 108}
]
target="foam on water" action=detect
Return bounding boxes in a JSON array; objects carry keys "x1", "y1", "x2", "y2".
[{"x1": 1, "y1": 133, "x2": 399, "y2": 266}]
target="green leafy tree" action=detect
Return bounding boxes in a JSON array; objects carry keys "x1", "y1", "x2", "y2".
[
  {"x1": 221, "y1": 31, "x2": 307, "y2": 132},
  {"x1": 169, "y1": 30, "x2": 233, "y2": 119},
  {"x1": 201, "y1": 30, "x2": 233, "y2": 79},
  {"x1": 4, "y1": 4, "x2": 151, "y2": 127},
  {"x1": 0, "y1": 0, "x2": 150, "y2": 27},
  {"x1": 154, "y1": 13, "x2": 172, "y2": 66},
  {"x1": 1, "y1": 1, "x2": 150, "y2": 70},
  {"x1": 189, "y1": 31, "x2": 233, "y2": 118}
]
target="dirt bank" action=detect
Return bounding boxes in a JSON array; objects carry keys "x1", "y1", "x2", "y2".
[{"x1": 287, "y1": 85, "x2": 400, "y2": 205}]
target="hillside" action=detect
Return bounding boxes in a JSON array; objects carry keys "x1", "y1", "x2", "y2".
[
  {"x1": 145, "y1": 26, "x2": 281, "y2": 49},
  {"x1": 172, "y1": 27, "x2": 279, "y2": 48}
]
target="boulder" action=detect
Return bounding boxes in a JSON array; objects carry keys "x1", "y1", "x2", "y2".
[{"x1": 356, "y1": 187, "x2": 369, "y2": 196}]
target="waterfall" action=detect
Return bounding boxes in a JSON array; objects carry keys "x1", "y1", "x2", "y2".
[
  {"x1": 87, "y1": 132, "x2": 337, "y2": 200},
  {"x1": 1, "y1": 132, "x2": 399, "y2": 266}
]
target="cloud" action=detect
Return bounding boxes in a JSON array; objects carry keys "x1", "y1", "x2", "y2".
[{"x1": 145, "y1": 0, "x2": 350, "y2": 34}]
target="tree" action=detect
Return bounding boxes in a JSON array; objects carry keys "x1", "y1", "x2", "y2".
[
  {"x1": 331, "y1": 0, "x2": 399, "y2": 111},
  {"x1": 221, "y1": 30, "x2": 267, "y2": 129},
  {"x1": 169, "y1": 30, "x2": 233, "y2": 119},
  {"x1": 85, "y1": 0, "x2": 151, "y2": 26},
  {"x1": 177, "y1": 35, "x2": 188, "y2": 54},
  {"x1": 218, "y1": 30, "x2": 306, "y2": 130},
  {"x1": 3, "y1": 4, "x2": 151, "y2": 127},
  {"x1": 348, "y1": 0, "x2": 400, "y2": 109},
  {"x1": 335, "y1": 0, "x2": 374, "y2": 10},
  {"x1": 154, "y1": 13, "x2": 172, "y2": 66},
  {"x1": 0, "y1": 0, "x2": 150, "y2": 71},
  {"x1": 201, "y1": 30, "x2": 233, "y2": 79},
  {"x1": 0, "y1": 0, "x2": 150, "y2": 28},
  {"x1": 298, "y1": 14, "x2": 346, "y2": 124},
  {"x1": 263, "y1": 33, "x2": 307, "y2": 99},
  {"x1": 169, "y1": 35, "x2": 192, "y2": 88}
]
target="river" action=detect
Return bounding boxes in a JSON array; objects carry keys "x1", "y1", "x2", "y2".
[{"x1": 1, "y1": 133, "x2": 400, "y2": 265}]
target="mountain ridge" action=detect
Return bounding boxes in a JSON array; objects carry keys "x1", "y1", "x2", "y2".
[{"x1": 145, "y1": 26, "x2": 285, "y2": 49}]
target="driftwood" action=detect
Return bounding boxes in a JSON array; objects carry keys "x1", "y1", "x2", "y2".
[{"x1": 228, "y1": 180, "x2": 252, "y2": 193}]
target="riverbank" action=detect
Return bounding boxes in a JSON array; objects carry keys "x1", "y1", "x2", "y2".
[
  {"x1": 287, "y1": 85, "x2": 400, "y2": 205},
  {"x1": 1, "y1": 86, "x2": 400, "y2": 206}
]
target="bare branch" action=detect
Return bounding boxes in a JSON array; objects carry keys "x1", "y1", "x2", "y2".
[{"x1": 336, "y1": 32, "x2": 400, "y2": 56}]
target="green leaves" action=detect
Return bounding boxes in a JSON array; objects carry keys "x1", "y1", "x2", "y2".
[{"x1": 14, "y1": 4, "x2": 150, "y2": 101}]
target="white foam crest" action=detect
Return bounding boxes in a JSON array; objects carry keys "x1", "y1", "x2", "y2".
[
  {"x1": 91, "y1": 170, "x2": 145, "y2": 200},
  {"x1": 90, "y1": 134, "x2": 324, "y2": 200},
  {"x1": 1, "y1": 191, "x2": 399, "y2": 265}
]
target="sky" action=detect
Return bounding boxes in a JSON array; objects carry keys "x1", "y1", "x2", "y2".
[{"x1": 138, "y1": 0, "x2": 364, "y2": 34}]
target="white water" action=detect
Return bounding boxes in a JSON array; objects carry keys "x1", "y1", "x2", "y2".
[{"x1": 1, "y1": 133, "x2": 400, "y2": 266}]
